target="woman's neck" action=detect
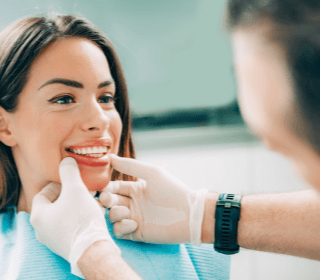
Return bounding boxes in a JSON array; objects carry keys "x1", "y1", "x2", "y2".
[{"x1": 17, "y1": 188, "x2": 30, "y2": 213}]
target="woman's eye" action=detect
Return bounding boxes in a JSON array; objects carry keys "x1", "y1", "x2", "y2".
[
  {"x1": 49, "y1": 95, "x2": 75, "y2": 105},
  {"x1": 48, "y1": 94, "x2": 116, "y2": 106},
  {"x1": 99, "y1": 94, "x2": 117, "y2": 105}
]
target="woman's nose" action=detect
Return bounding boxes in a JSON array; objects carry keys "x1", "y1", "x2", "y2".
[{"x1": 80, "y1": 100, "x2": 109, "y2": 132}]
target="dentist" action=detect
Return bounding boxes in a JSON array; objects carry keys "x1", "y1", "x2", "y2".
[{"x1": 99, "y1": 0, "x2": 320, "y2": 260}]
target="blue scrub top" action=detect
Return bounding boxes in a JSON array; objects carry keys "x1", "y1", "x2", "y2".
[{"x1": 0, "y1": 206, "x2": 230, "y2": 280}]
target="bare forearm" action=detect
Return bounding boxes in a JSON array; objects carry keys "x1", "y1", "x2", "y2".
[
  {"x1": 239, "y1": 189, "x2": 320, "y2": 259},
  {"x1": 201, "y1": 189, "x2": 320, "y2": 260},
  {"x1": 78, "y1": 240, "x2": 142, "y2": 280}
]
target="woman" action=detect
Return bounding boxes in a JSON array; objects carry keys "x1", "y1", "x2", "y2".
[
  {"x1": 0, "y1": 14, "x2": 137, "y2": 214},
  {"x1": 102, "y1": 0, "x2": 320, "y2": 263},
  {"x1": 0, "y1": 14, "x2": 230, "y2": 279}
]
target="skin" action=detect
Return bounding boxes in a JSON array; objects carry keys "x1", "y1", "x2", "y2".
[
  {"x1": 0, "y1": 37, "x2": 122, "y2": 214},
  {"x1": 78, "y1": 240, "x2": 141, "y2": 280},
  {"x1": 232, "y1": 27, "x2": 320, "y2": 190}
]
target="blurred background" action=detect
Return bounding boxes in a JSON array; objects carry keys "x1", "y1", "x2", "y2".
[{"x1": 2, "y1": 0, "x2": 320, "y2": 279}]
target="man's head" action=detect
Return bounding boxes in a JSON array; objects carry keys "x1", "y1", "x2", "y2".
[{"x1": 226, "y1": 0, "x2": 320, "y2": 188}]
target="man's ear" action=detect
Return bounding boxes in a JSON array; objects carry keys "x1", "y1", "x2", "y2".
[{"x1": 0, "y1": 107, "x2": 17, "y2": 147}]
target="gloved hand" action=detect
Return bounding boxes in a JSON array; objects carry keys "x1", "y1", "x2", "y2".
[
  {"x1": 99, "y1": 154, "x2": 208, "y2": 245},
  {"x1": 30, "y1": 157, "x2": 121, "y2": 279}
]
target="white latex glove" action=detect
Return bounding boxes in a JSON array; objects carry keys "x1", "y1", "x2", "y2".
[
  {"x1": 30, "y1": 157, "x2": 121, "y2": 279},
  {"x1": 99, "y1": 154, "x2": 208, "y2": 245}
]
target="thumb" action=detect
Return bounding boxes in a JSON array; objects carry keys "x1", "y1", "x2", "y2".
[
  {"x1": 59, "y1": 157, "x2": 85, "y2": 193},
  {"x1": 32, "y1": 182, "x2": 61, "y2": 211},
  {"x1": 110, "y1": 154, "x2": 154, "y2": 180}
]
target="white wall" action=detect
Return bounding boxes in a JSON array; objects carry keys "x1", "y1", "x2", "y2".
[{"x1": 133, "y1": 126, "x2": 320, "y2": 280}]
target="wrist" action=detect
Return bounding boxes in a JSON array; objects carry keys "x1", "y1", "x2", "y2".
[{"x1": 201, "y1": 192, "x2": 219, "y2": 243}]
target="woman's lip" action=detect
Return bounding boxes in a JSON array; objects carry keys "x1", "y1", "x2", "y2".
[{"x1": 66, "y1": 150, "x2": 110, "y2": 167}]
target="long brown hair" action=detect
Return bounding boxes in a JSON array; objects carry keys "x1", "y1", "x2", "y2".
[{"x1": 0, "y1": 14, "x2": 136, "y2": 213}]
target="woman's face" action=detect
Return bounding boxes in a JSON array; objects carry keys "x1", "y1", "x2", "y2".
[
  {"x1": 6, "y1": 38, "x2": 122, "y2": 206},
  {"x1": 232, "y1": 28, "x2": 320, "y2": 190}
]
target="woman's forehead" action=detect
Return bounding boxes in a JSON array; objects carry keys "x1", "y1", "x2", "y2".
[
  {"x1": 35, "y1": 38, "x2": 108, "y2": 68},
  {"x1": 27, "y1": 38, "x2": 112, "y2": 89}
]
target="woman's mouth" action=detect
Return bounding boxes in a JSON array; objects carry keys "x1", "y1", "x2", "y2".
[
  {"x1": 66, "y1": 146, "x2": 109, "y2": 158},
  {"x1": 65, "y1": 146, "x2": 111, "y2": 167}
]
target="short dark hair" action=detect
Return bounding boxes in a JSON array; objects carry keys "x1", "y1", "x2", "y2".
[
  {"x1": 0, "y1": 14, "x2": 136, "y2": 213},
  {"x1": 226, "y1": 0, "x2": 320, "y2": 154}
]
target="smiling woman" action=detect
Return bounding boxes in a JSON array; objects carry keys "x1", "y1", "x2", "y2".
[{"x1": 0, "y1": 14, "x2": 136, "y2": 214}]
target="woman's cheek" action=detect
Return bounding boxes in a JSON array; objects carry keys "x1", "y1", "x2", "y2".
[
  {"x1": 111, "y1": 110, "x2": 123, "y2": 152},
  {"x1": 50, "y1": 116, "x2": 74, "y2": 135},
  {"x1": 40, "y1": 117, "x2": 74, "y2": 183}
]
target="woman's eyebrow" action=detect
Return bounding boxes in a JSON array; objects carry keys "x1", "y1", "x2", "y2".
[
  {"x1": 98, "y1": 79, "x2": 114, "y2": 89},
  {"x1": 38, "y1": 78, "x2": 114, "y2": 90},
  {"x1": 38, "y1": 78, "x2": 82, "y2": 90}
]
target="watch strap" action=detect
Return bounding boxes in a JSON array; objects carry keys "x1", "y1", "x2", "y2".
[{"x1": 214, "y1": 193, "x2": 242, "y2": 255}]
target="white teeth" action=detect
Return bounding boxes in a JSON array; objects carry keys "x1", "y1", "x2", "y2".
[
  {"x1": 87, "y1": 153, "x2": 104, "y2": 158},
  {"x1": 98, "y1": 146, "x2": 107, "y2": 153},
  {"x1": 68, "y1": 146, "x2": 108, "y2": 156}
]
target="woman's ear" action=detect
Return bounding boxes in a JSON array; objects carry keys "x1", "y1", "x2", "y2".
[{"x1": 0, "y1": 107, "x2": 17, "y2": 147}]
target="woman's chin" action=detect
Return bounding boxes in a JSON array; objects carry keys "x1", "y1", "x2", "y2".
[
  {"x1": 80, "y1": 170, "x2": 111, "y2": 191},
  {"x1": 85, "y1": 183, "x2": 108, "y2": 191},
  {"x1": 52, "y1": 166, "x2": 111, "y2": 191},
  {"x1": 81, "y1": 177, "x2": 111, "y2": 191}
]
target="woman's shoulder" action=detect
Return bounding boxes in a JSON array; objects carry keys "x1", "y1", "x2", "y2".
[{"x1": 0, "y1": 205, "x2": 80, "y2": 279}]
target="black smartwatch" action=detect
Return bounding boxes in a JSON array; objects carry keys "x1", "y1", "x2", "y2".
[{"x1": 214, "y1": 193, "x2": 242, "y2": 255}]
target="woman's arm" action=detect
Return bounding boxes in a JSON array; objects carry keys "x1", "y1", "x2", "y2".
[
  {"x1": 202, "y1": 189, "x2": 320, "y2": 260},
  {"x1": 78, "y1": 240, "x2": 141, "y2": 280}
]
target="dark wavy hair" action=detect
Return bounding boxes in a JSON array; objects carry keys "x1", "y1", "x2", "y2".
[
  {"x1": 226, "y1": 0, "x2": 320, "y2": 153},
  {"x1": 0, "y1": 14, "x2": 136, "y2": 213}
]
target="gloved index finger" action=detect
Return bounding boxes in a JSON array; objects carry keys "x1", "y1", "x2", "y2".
[
  {"x1": 110, "y1": 154, "x2": 153, "y2": 180},
  {"x1": 59, "y1": 157, "x2": 84, "y2": 190}
]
